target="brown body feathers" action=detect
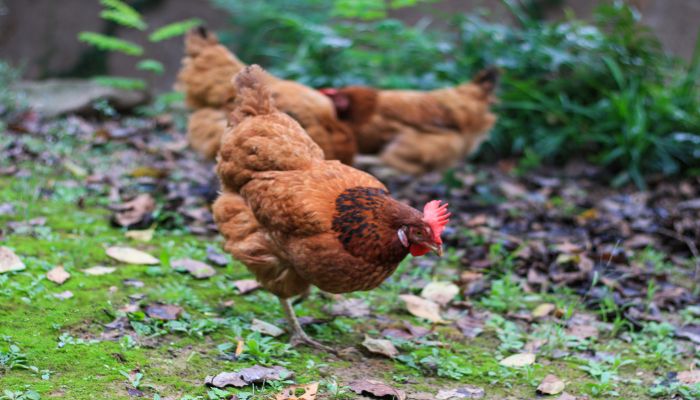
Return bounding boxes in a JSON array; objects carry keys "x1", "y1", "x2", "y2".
[
  {"x1": 324, "y1": 68, "x2": 499, "y2": 174},
  {"x1": 213, "y1": 66, "x2": 437, "y2": 299},
  {"x1": 177, "y1": 28, "x2": 356, "y2": 164}
]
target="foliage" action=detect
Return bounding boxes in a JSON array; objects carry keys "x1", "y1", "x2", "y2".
[
  {"x1": 77, "y1": 0, "x2": 201, "y2": 92},
  {"x1": 211, "y1": 0, "x2": 700, "y2": 186}
]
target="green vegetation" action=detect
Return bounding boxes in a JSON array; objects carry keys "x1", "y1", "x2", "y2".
[
  {"x1": 77, "y1": 0, "x2": 201, "y2": 91},
  {"x1": 213, "y1": 0, "x2": 700, "y2": 187}
]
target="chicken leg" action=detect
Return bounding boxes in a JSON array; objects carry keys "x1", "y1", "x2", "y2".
[{"x1": 280, "y1": 297, "x2": 336, "y2": 353}]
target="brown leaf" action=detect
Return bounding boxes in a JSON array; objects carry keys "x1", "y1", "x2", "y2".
[
  {"x1": 145, "y1": 304, "x2": 183, "y2": 320},
  {"x1": 125, "y1": 228, "x2": 154, "y2": 242},
  {"x1": 677, "y1": 324, "x2": 700, "y2": 344},
  {"x1": 362, "y1": 336, "x2": 399, "y2": 358},
  {"x1": 499, "y1": 353, "x2": 536, "y2": 367},
  {"x1": 0, "y1": 246, "x2": 25, "y2": 273},
  {"x1": 348, "y1": 380, "x2": 406, "y2": 400},
  {"x1": 556, "y1": 393, "x2": 577, "y2": 400},
  {"x1": 328, "y1": 298, "x2": 370, "y2": 318},
  {"x1": 421, "y1": 281, "x2": 460, "y2": 306},
  {"x1": 399, "y1": 294, "x2": 444, "y2": 323},
  {"x1": 207, "y1": 246, "x2": 229, "y2": 266},
  {"x1": 455, "y1": 315, "x2": 484, "y2": 339},
  {"x1": 111, "y1": 194, "x2": 155, "y2": 228},
  {"x1": 677, "y1": 370, "x2": 700, "y2": 385},
  {"x1": 436, "y1": 386, "x2": 485, "y2": 399},
  {"x1": 171, "y1": 258, "x2": 216, "y2": 279},
  {"x1": 537, "y1": 374, "x2": 565, "y2": 395},
  {"x1": 46, "y1": 266, "x2": 70, "y2": 285},
  {"x1": 532, "y1": 303, "x2": 556, "y2": 319},
  {"x1": 233, "y1": 279, "x2": 261, "y2": 295},
  {"x1": 275, "y1": 382, "x2": 318, "y2": 400},
  {"x1": 205, "y1": 366, "x2": 292, "y2": 388},
  {"x1": 250, "y1": 319, "x2": 285, "y2": 337},
  {"x1": 106, "y1": 247, "x2": 159, "y2": 265}
]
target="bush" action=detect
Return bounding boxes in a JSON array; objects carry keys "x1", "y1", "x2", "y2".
[{"x1": 214, "y1": 1, "x2": 700, "y2": 186}]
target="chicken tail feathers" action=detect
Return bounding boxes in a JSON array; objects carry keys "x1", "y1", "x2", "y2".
[
  {"x1": 230, "y1": 65, "x2": 275, "y2": 125},
  {"x1": 472, "y1": 66, "x2": 499, "y2": 94}
]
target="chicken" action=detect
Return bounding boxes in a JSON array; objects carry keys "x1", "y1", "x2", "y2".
[
  {"x1": 177, "y1": 27, "x2": 356, "y2": 165},
  {"x1": 213, "y1": 66, "x2": 450, "y2": 351},
  {"x1": 320, "y1": 68, "x2": 498, "y2": 175}
]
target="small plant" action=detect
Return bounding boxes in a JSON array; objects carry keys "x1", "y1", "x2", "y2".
[
  {"x1": 580, "y1": 355, "x2": 634, "y2": 397},
  {"x1": 78, "y1": 0, "x2": 201, "y2": 91},
  {"x1": 480, "y1": 274, "x2": 525, "y2": 313}
]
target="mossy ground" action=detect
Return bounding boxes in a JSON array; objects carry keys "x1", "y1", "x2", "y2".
[{"x1": 1, "y1": 172, "x2": 695, "y2": 400}]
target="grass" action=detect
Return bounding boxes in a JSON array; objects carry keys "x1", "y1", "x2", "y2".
[{"x1": 0, "y1": 168, "x2": 697, "y2": 399}]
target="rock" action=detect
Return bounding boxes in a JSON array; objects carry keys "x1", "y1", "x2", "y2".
[{"x1": 14, "y1": 79, "x2": 148, "y2": 117}]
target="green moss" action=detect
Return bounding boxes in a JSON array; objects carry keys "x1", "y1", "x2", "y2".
[{"x1": 0, "y1": 175, "x2": 692, "y2": 400}]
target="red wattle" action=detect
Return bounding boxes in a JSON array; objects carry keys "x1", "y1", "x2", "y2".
[{"x1": 409, "y1": 244, "x2": 430, "y2": 257}]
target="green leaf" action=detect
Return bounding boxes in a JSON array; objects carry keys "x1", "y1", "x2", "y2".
[
  {"x1": 137, "y1": 59, "x2": 164, "y2": 75},
  {"x1": 100, "y1": 10, "x2": 147, "y2": 30},
  {"x1": 148, "y1": 18, "x2": 203, "y2": 42},
  {"x1": 332, "y1": 0, "x2": 386, "y2": 20},
  {"x1": 93, "y1": 76, "x2": 146, "y2": 91},
  {"x1": 78, "y1": 32, "x2": 143, "y2": 56}
]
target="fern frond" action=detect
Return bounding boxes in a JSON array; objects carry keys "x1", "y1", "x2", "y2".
[
  {"x1": 100, "y1": 10, "x2": 147, "y2": 30},
  {"x1": 93, "y1": 76, "x2": 146, "y2": 91},
  {"x1": 137, "y1": 59, "x2": 164, "y2": 75},
  {"x1": 100, "y1": 0, "x2": 140, "y2": 19},
  {"x1": 78, "y1": 32, "x2": 143, "y2": 56},
  {"x1": 148, "y1": 18, "x2": 202, "y2": 42}
]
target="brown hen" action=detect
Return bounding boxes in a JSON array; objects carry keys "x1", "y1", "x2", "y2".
[
  {"x1": 176, "y1": 27, "x2": 356, "y2": 164},
  {"x1": 213, "y1": 66, "x2": 450, "y2": 351},
  {"x1": 321, "y1": 68, "x2": 498, "y2": 175}
]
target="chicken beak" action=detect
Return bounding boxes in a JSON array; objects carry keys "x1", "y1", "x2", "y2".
[{"x1": 425, "y1": 243, "x2": 443, "y2": 257}]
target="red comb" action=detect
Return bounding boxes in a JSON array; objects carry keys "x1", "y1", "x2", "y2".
[{"x1": 423, "y1": 200, "x2": 450, "y2": 243}]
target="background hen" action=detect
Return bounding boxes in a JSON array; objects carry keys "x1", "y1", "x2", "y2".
[
  {"x1": 213, "y1": 65, "x2": 449, "y2": 351},
  {"x1": 322, "y1": 68, "x2": 499, "y2": 175},
  {"x1": 176, "y1": 27, "x2": 356, "y2": 164}
]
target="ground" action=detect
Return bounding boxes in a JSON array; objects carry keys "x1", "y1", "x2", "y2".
[{"x1": 0, "y1": 110, "x2": 699, "y2": 400}]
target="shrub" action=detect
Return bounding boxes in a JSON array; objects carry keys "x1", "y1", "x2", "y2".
[{"x1": 211, "y1": 0, "x2": 700, "y2": 187}]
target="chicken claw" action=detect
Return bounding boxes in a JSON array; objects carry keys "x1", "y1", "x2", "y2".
[{"x1": 280, "y1": 297, "x2": 336, "y2": 354}]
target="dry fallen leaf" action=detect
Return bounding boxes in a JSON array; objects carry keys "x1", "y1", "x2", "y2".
[
  {"x1": 111, "y1": 194, "x2": 155, "y2": 228},
  {"x1": 275, "y1": 382, "x2": 318, "y2": 400},
  {"x1": 421, "y1": 281, "x2": 460, "y2": 306},
  {"x1": 362, "y1": 336, "x2": 399, "y2": 358},
  {"x1": 348, "y1": 380, "x2": 406, "y2": 400},
  {"x1": 125, "y1": 228, "x2": 154, "y2": 242},
  {"x1": 171, "y1": 258, "x2": 216, "y2": 279},
  {"x1": 251, "y1": 319, "x2": 285, "y2": 337},
  {"x1": 83, "y1": 266, "x2": 116, "y2": 276},
  {"x1": 556, "y1": 393, "x2": 577, "y2": 400},
  {"x1": 400, "y1": 294, "x2": 444, "y2": 323},
  {"x1": 537, "y1": 374, "x2": 566, "y2": 395},
  {"x1": 106, "y1": 246, "x2": 159, "y2": 265},
  {"x1": 233, "y1": 279, "x2": 261, "y2": 294},
  {"x1": 46, "y1": 266, "x2": 70, "y2": 285},
  {"x1": 436, "y1": 386, "x2": 485, "y2": 399},
  {"x1": 0, "y1": 246, "x2": 25, "y2": 273},
  {"x1": 328, "y1": 298, "x2": 370, "y2": 318},
  {"x1": 145, "y1": 304, "x2": 183, "y2": 320},
  {"x1": 677, "y1": 370, "x2": 700, "y2": 385},
  {"x1": 205, "y1": 366, "x2": 292, "y2": 388},
  {"x1": 532, "y1": 303, "x2": 556, "y2": 319},
  {"x1": 499, "y1": 353, "x2": 536, "y2": 367}
]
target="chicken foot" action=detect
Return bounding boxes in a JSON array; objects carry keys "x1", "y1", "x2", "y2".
[{"x1": 280, "y1": 297, "x2": 336, "y2": 354}]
